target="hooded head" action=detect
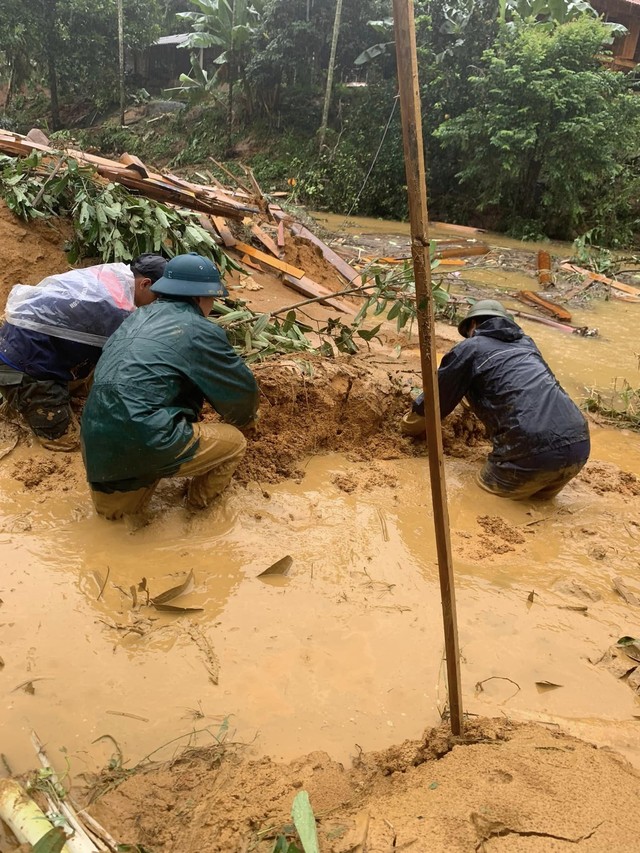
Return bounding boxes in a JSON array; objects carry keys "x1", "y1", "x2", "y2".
[{"x1": 458, "y1": 299, "x2": 513, "y2": 338}]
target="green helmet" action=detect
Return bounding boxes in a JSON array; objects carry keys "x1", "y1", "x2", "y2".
[
  {"x1": 151, "y1": 253, "x2": 228, "y2": 297},
  {"x1": 458, "y1": 299, "x2": 512, "y2": 337}
]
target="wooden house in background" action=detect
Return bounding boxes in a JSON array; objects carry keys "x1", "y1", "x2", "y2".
[
  {"x1": 131, "y1": 34, "x2": 218, "y2": 91},
  {"x1": 593, "y1": 0, "x2": 640, "y2": 68}
]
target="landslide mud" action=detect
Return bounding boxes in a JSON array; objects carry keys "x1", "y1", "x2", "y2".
[
  {"x1": 231, "y1": 356, "x2": 487, "y2": 483},
  {"x1": 90, "y1": 717, "x2": 640, "y2": 853},
  {"x1": 0, "y1": 201, "x2": 73, "y2": 307},
  {"x1": 2, "y1": 208, "x2": 640, "y2": 853}
]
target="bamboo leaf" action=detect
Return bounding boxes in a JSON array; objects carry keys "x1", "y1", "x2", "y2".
[
  {"x1": 33, "y1": 828, "x2": 67, "y2": 853},
  {"x1": 151, "y1": 570, "x2": 195, "y2": 605},
  {"x1": 291, "y1": 791, "x2": 320, "y2": 853}
]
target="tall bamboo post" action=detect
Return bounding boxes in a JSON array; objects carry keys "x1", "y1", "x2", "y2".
[
  {"x1": 117, "y1": 0, "x2": 125, "y2": 127},
  {"x1": 392, "y1": 0, "x2": 463, "y2": 735},
  {"x1": 318, "y1": 0, "x2": 344, "y2": 151}
]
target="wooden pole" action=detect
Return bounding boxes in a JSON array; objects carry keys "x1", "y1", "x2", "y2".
[
  {"x1": 318, "y1": 0, "x2": 344, "y2": 151},
  {"x1": 392, "y1": 0, "x2": 463, "y2": 735},
  {"x1": 117, "y1": 0, "x2": 125, "y2": 127}
]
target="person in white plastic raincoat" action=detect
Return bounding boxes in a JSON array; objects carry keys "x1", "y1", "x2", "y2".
[{"x1": 0, "y1": 254, "x2": 166, "y2": 450}]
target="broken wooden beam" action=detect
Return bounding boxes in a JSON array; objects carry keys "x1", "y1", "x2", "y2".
[
  {"x1": 211, "y1": 216, "x2": 237, "y2": 248},
  {"x1": 282, "y1": 274, "x2": 352, "y2": 313},
  {"x1": 0, "y1": 131, "x2": 259, "y2": 219},
  {"x1": 560, "y1": 263, "x2": 640, "y2": 301},
  {"x1": 434, "y1": 242, "x2": 490, "y2": 259},
  {"x1": 515, "y1": 290, "x2": 572, "y2": 323},
  {"x1": 250, "y1": 224, "x2": 280, "y2": 258},
  {"x1": 233, "y1": 241, "x2": 305, "y2": 278}
]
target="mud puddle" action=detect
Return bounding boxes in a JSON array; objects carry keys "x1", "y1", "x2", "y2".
[{"x1": 1, "y1": 428, "x2": 639, "y2": 783}]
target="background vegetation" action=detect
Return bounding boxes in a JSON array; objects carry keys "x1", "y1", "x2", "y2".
[{"x1": 1, "y1": 0, "x2": 640, "y2": 246}]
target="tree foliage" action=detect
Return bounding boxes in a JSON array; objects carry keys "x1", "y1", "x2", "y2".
[
  {"x1": 0, "y1": 0, "x2": 163, "y2": 126},
  {"x1": 434, "y1": 17, "x2": 640, "y2": 241}
]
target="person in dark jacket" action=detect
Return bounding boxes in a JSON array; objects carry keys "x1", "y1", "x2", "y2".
[
  {"x1": 81, "y1": 253, "x2": 259, "y2": 520},
  {"x1": 0, "y1": 254, "x2": 166, "y2": 451},
  {"x1": 401, "y1": 300, "x2": 590, "y2": 499}
]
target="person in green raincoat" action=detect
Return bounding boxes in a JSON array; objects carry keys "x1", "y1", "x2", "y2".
[{"x1": 81, "y1": 253, "x2": 259, "y2": 519}]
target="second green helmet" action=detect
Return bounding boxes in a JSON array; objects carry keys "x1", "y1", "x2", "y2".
[
  {"x1": 458, "y1": 299, "x2": 513, "y2": 337},
  {"x1": 151, "y1": 253, "x2": 228, "y2": 297}
]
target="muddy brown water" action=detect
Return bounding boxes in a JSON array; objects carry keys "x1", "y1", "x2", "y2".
[{"x1": 1, "y1": 218, "x2": 640, "y2": 788}]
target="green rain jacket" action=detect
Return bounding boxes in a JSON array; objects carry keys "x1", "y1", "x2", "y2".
[{"x1": 81, "y1": 297, "x2": 259, "y2": 492}]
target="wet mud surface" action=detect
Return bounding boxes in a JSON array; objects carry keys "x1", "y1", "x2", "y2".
[{"x1": 1, "y1": 207, "x2": 640, "y2": 850}]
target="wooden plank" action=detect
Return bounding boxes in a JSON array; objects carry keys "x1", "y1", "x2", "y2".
[
  {"x1": 241, "y1": 254, "x2": 263, "y2": 271},
  {"x1": 560, "y1": 263, "x2": 640, "y2": 298},
  {"x1": 211, "y1": 216, "x2": 237, "y2": 248},
  {"x1": 289, "y1": 222, "x2": 360, "y2": 283},
  {"x1": 250, "y1": 224, "x2": 280, "y2": 258},
  {"x1": 282, "y1": 274, "x2": 352, "y2": 313},
  {"x1": 277, "y1": 220, "x2": 285, "y2": 249},
  {"x1": 119, "y1": 152, "x2": 149, "y2": 178},
  {"x1": 233, "y1": 241, "x2": 305, "y2": 279},
  {"x1": 515, "y1": 290, "x2": 572, "y2": 323}
]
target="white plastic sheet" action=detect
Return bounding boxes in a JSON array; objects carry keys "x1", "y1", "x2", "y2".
[{"x1": 5, "y1": 263, "x2": 136, "y2": 347}]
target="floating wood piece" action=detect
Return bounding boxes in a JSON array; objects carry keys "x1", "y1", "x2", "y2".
[
  {"x1": 119, "y1": 152, "x2": 149, "y2": 178},
  {"x1": 560, "y1": 263, "x2": 640, "y2": 301},
  {"x1": 431, "y1": 220, "x2": 486, "y2": 235},
  {"x1": 289, "y1": 222, "x2": 360, "y2": 284},
  {"x1": 233, "y1": 241, "x2": 305, "y2": 278},
  {"x1": 211, "y1": 215, "x2": 237, "y2": 248},
  {"x1": 537, "y1": 250, "x2": 552, "y2": 286},
  {"x1": 251, "y1": 223, "x2": 280, "y2": 258},
  {"x1": 434, "y1": 241, "x2": 490, "y2": 259},
  {"x1": 282, "y1": 274, "x2": 352, "y2": 313},
  {"x1": 613, "y1": 576, "x2": 640, "y2": 606},
  {"x1": 511, "y1": 309, "x2": 597, "y2": 336},
  {"x1": 516, "y1": 290, "x2": 572, "y2": 323},
  {"x1": 277, "y1": 220, "x2": 285, "y2": 249}
]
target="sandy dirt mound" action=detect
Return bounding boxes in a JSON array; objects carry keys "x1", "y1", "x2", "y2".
[
  {"x1": 225, "y1": 356, "x2": 487, "y2": 483},
  {"x1": 0, "y1": 201, "x2": 72, "y2": 309},
  {"x1": 578, "y1": 460, "x2": 640, "y2": 496},
  {"x1": 89, "y1": 717, "x2": 640, "y2": 853}
]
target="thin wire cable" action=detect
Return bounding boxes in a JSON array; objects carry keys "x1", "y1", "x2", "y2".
[{"x1": 330, "y1": 92, "x2": 400, "y2": 241}]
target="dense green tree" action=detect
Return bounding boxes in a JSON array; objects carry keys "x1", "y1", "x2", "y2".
[
  {"x1": 435, "y1": 17, "x2": 640, "y2": 241},
  {"x1": 0, "y1": 0, "x2": 163, "y2": 127}
]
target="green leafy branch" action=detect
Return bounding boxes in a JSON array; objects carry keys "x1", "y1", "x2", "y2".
[
  {"x1": 0, "y1": 152, "x2": 235, "y2": 271},
  {"x1": 212, "y1": 258, "x2": 451, "y2": 362}
]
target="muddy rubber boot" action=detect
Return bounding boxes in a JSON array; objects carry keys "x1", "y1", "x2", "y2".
[{"x1": 400, "y1": 410, "x2": 427, "y2": 438}]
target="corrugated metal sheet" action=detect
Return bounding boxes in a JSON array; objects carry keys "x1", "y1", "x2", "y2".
[{"x1": 153, "y1": 34, "x2": 190, "y2": 47}]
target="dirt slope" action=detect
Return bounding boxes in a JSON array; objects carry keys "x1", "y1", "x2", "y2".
[
  {"x1": 0, "y1": 201, "x2": 72, "y2": 308},
  {"x1": 90, "y1": 717, "x2": 640, "y2": 853}
]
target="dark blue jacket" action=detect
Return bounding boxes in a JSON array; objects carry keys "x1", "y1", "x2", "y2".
[
  {"x1": 414, "y1": 317, "x2": 589, "y2": 461},
  {"x1": 0, "y1": 323, "x2": 101, "y2": 381}
]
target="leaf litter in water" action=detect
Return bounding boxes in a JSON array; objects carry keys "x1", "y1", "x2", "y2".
[
  {"x1": 535, "y1": 680, "x2": 563, "y2": 692},
  {"x1": 612, "y1": 577, "x2": 640, "y2": 607},
  {"x1": 258, "y1": 555, "x2": 293, "y2": 579},
  {"x1": 148, "y1": 569, "x2": 204, "y2": 612}
]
